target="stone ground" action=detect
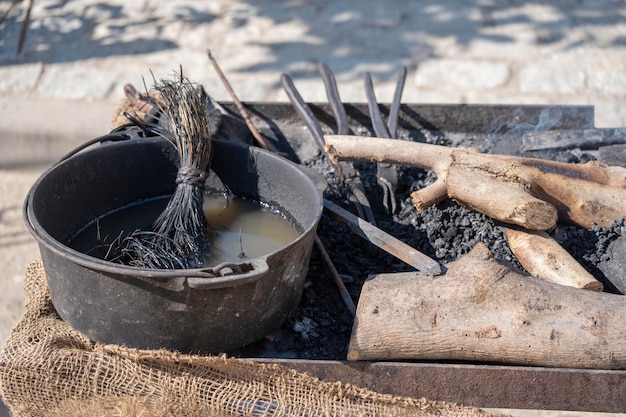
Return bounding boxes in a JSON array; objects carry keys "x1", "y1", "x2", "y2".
[{"x1": 1, "y1": 1, "x2": 625, "y2": 416}]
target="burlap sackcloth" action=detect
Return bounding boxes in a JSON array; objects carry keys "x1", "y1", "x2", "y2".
[{"x1": 0, "y1": 259, "x2": 503, "y2": 417}]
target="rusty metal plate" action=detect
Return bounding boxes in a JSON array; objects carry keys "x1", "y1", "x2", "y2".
[
  {"x1": 220, "y1": 103, "x2": 595, "y2": 162},
  {"x1": 252, "y1": 359, "x2": 625, "y2": 413}
]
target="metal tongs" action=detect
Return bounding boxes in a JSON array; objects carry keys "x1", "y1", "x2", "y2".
[
  {"x1": 364, "y1": 66, "x2": 407, "y2": 214},
  {"x1": 281, "y1": 64, "x2": 377, "y2": 226}
]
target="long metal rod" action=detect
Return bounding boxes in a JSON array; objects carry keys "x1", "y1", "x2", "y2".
[
  {"x1": 364, "y1": 72, "x2": 391, "y2": 139},
  {"x1": 388, "y1": 66, "x2": 407, "y2": 138},
  {"x1": 280, "y1": 73, "x2": 326, "y2": 150},
  {"x1": 318, "y1": 63, "x2": 350, "y2": 136},
  {"x1": 323, "y1": 200, "x2": 442, "y2": 276},
  {"x1": 314, "y1": 236, "x2": 356, "y2": 316},
  {"x1": 281, "y1": 71, "x2": 377, "y2": 226}
]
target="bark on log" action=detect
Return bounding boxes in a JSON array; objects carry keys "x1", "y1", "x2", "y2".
[
  {"x1": 505, "y1": 228, "x2": 603, "y2": 291},
  {"x1": 447, "y1": 150, "x2": 626, "y2": 230},
  {"x1": 446, "y1": 156, "x2": 558, "y2": 230},
  {"x1": 325, "y1": 135, "x2": 626, "y2": 229},
  {"x1": 348, "y1": 243, "x2": 626, "y2": 369},
  {"x1": 532, "y1": 169, "x2": 626, "y2": 229}
]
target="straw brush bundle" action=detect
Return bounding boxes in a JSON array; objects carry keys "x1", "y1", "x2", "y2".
[{"x1": 107, "y1": 73, "x2": 212, "y2": 269}]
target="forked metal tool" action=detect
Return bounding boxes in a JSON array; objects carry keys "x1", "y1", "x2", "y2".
[
  {"x1": 364, "y1": 66, "x2": 407, "y2": 214},
  {"x1": 281, "y1": 66, "x2": 377, "y2": 226}
]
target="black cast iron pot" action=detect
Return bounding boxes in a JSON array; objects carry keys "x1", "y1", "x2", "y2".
[{"x1": 24, "y1": 132, "x2": 323, "y2": 353}]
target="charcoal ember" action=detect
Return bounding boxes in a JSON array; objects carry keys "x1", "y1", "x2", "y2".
[
  {"x1": 592, "y1": 219, "x2": 626, "y2": 294},
  {"x1": 393, "y1": 198, "x2": 520, "y2": 268},
  {"x1": 553, "y1": 148, "x2": 597, "y2": 164},
  {"x1": 293, "y1": 317, "x2": 319, "y2": 342}
]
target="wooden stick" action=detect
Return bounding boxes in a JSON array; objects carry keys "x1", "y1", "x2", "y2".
[
  {"x1": 326, "y1": 135, "x2": 626, "y2": 188},
  {"x1": 449, "y1": 150, "x2": 626, "y2": 229},
  {"x1": 207, "y1": 50, "x2": 277, "y2": 153},
  {"x1": 411, "y1": 178, "x2": 447, "y2": 211},
  {"x1": 515, "y1": 157, "x2": 626, "y2": 188},
  {"x1": 323, "y1": 200, "x2": 442, "y2": 276},
  {"x1": 325, "y1": 135, "x2": 454, "y2": 174},
  {"x1": 325, "y1": 135, "x2": 455, "y2": 213},
  {"x1": 505, "y1": 228, "x2": 603, "y2": 291},
  {"x1": 348, "y1": 243, "x2": 626, "y2": 369},
  {"x1": 532, "y1": 170, "x2": 626, "y2": 229}
]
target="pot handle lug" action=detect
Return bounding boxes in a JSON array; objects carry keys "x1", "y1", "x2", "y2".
[{"x1": 187, "y1": 258, "x2": 269, "y2": 290}]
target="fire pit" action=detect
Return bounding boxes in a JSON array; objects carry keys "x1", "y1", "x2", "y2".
[
  {"x1": 210, "y1": 102, "x2": 624, "y2": 412},
  {"x1": 21, "y1": 100, "x2": 626, "y2": 413}
]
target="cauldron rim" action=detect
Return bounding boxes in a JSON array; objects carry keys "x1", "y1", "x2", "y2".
[{"x1": 24, "y1": 137, "x2": 323, "y2": 280}]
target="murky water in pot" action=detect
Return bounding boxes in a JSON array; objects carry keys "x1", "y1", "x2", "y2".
[
  {"x1": 70, "y1": 195, "x2": 300, "y2": 266},
  {"x1": 202, "y1": 195, "x2": 300, "y2": 264}
]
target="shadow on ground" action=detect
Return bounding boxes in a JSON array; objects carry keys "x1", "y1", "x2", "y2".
[{"x1": 0, "y1": 0, "x2": 622, "y2": 81}]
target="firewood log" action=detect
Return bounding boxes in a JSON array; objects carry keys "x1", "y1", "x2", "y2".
[
  {"x1": 446, "y1": 152, "x2": 558, "y2": 230},
  {"x1": 348, "y1": 243, "x2": 626, "y2": 369},
  {"x1": 504, "y1": 227, "x2": 603, "y2": 291},
  {"x1": 324, "y1": 135, "x2": 626, "y2": 230}
]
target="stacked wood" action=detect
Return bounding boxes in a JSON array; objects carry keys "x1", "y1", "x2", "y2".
[
  {"x1": 324, "y1": 134, "x2": 626, "y2": 291},
  {"x1": 324, "y1": 135, "x2": 626, "y2": 230}
]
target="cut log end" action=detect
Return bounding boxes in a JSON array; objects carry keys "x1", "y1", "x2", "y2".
[
  {"x1": 582, "y1": 281, "x2": 605, "y2": 292},
  {"x1": 324, "y1": 144, "x2": 341, "y2": 164},
  {"x1": 505, "y1": 228, "x2": 604, "y2": 291},
  {"x1": 410, "y1": 180, "x2": 448, "y2": 211},
  {"x1": 508, "y1": 199, "x2": 559, "y2": 231}
]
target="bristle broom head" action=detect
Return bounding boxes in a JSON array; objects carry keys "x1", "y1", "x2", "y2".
[{"x1": 106, "y1": 71, "x2": 213, "y2": 269}]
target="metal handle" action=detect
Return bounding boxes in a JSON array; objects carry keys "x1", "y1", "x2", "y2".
[
  {"x1": 280, "y1": 73, "x2": 326, "y2": 151},
  {"x1": 186, "y1": 258, "x2": 269, "y2": 289},
  {"x1": 58, "y1": 121, "x2": 164, "y2": 162},
  {"x1": 319, "y1": 63, "x2": 349, "y2": 135}
]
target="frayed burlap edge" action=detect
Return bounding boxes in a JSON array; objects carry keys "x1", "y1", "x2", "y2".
[
  {"x1": 0, "y1": 259, "x2": 505, "y2": 417},
  {"x1": 109, "y1": 88, "x2": 162, "y2": 130}
]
